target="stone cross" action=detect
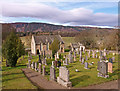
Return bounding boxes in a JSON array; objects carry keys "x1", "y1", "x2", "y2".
[{"x1": 38, "y1": 63, "x2": 42, "y2": 74}]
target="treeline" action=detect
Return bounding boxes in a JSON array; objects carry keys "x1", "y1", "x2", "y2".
[{"x1": 75, "y1": 29, "x2": 119, "y2": 50}]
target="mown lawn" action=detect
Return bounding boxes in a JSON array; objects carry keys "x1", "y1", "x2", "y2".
[
  {"x1": 27, "y1": 51, "x2": 119, "y2": 88},
  {"x1": 2, "y1": 56, "x2": 37, "y2": 89}
]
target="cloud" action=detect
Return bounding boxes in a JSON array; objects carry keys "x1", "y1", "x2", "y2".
[{"x1": 1, "y1": 2, "x2": 118, "y2": 26}]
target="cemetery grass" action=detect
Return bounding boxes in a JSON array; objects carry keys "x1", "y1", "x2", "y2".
[
  {"x1": 29, "y1": 52, "x2": 119, "y2": 88},
  {"x1": 2, "y1": 57, "x2": 37, "y2": 89}
]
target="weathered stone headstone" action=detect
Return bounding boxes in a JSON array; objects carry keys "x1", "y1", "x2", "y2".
[
  {"x1": 63, "y1": 57, "x2": 69, "y2": 65},
  {"x1": 38, "y1": 63, "x2": 42, "y2": 74},
  {"x1": 69, "y1": 51, "x2": 73, "y2": 63},
  {"x1": 57, "y1": 66, "x2": 72, "y2": 87},
  {"x1": 84, "y1": 62, "x2": 89, "y2": 69},
  {"x1": 98, "y1": 61, "x2": 109, "y2": 78},
  {"x1": 50, "y1": 66, "x2": 56, "y2": 81},
  {"x1": 92, "y1": 50, "x2": 95, "y2": 58},
  {"x1": 35, "y1": 62, "x2": 37, "y2": 71},
  {"x1": 108, "y1": 62, "x2": 113, "y2": 73},
  {"x1": 42, "y1": 66, "x2": 46, "y2": 76},
  {"x1": 28, "y1": 60, "x2": 31, "y2": 68},
  {"x1": 103, "y1": 49, "x2": 107, "y2": 57},
  {"x1": 88, "y1": 50, "x2": 91, "y2": 58}
]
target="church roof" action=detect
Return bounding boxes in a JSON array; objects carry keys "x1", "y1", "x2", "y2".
[{"x1": 33, "y1": 35, "x2": 64, "y2": 44}]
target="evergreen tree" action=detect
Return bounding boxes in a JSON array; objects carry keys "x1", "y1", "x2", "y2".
[{"x1": 2, "y1": 32, "x2": 25, "y2": 67}]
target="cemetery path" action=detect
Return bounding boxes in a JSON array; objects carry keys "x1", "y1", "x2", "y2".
[{"x1": 22, "y1": 68, "x2": 67, "y2": 89}]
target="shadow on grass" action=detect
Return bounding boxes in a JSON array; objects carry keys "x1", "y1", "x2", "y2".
[
  {"x1": 89, "y1": 67, "x2": 95, "y2": 69},
  {"x1": 70, "y1": 75, "x2": 90, "y2": 86},
  {"x1": 109, "y1": 68, "x2": 120, "y2": 78},
  {"x1": 2, "y1": 72, "x2": 23, "y2": 77},
  {"x1": 2, "y1": 75, "x2": 25, "y2": 82}
]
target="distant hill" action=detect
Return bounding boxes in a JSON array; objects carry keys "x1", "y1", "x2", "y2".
[{"x1": 2, "y1": 22, "x2": 114, "y2": 33}]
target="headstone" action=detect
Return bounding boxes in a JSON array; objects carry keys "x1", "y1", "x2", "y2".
[
  {"x1": 92, "y1": 50, "x2": 95, "y2": 58},
  {"x1": 57, "y1": 52, "x2": 59, "y2": 59},
  {"x1": 84, "y1": 62, "x2": 89, "y2": 69},
  {"x1": 79, "y1": 50, "x2": 82, "y2": 62},
  {"x1": 38, "y1": 63, "x2": 42, "y2": 74},
  {"x1": 50, "y1": 66, "x2": 56, "y2": 81},
  {"x1": 103, "y1": 49, "x2": 107, "y2": 57},
  {"x1": 95, "y1": 54, "x2": 98, "y2": 58},
  {"x1": 73, "y1": 51, "x2": 76, "y2": 61},
  {"x1": 58, "y1": 61, "x2": 61, "y2": 67},
  {"x1": 98, "y1": 61, "x2": 109, "y2": 78},
  {"x1": 112, "y1": 57, "x2": 115, "y2": 62},
  {"x1": 108, "y1": 62, "x2": 113, "y2": 73},
  {"x1": 100, "y1": 51, "x2": 103, "y2": 57},
  {"x1": 86, "y1": 56, "x2": 88, "y2": 61},
  {"x1": 28, "y1": 60, "x2": 31, "y2": 68},
  {"x1": 109, "y1": 58, "x2": 113, "y2": 63},
  {"x1": 63, "y1": 57, "x2": 69, "y2": 65},
  {"x1": 38, "y1": 54, "x2": 42, "y2": 63},
  {"x1": 69, "y1": 51, "x2": 73, "y2": 63},
  {"x1": 55, "y1": 54, "x2": 57, "y2": 61},
  {"x1": 52, "y1": 61, "x2": 54, "y2": 68},
  {"x1": 57, "y1": 66, "x2": 72, "y2": 87},
  {"x1": 32, "y1": 62, "x2": 35, "y2": 69},
  {"x1": 81, "y1": 58, "x2": 84, "y2": 64},
  {"x1": 88, "y1": 50, "x2": 91, "y2": 58},
  {"x1": 42, "y1": 66, "x2": 46, "y2": 76},
  {"x1": 35, "y1": 62, "x2": 37, "y2": 71},
  {"x1": 54, "y1": 60, "x2": 58, "y2": 67}
]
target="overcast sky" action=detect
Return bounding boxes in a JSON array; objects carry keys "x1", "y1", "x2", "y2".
[{"x1": 0, "y1": 0, "x2": 118, "y2": 28}]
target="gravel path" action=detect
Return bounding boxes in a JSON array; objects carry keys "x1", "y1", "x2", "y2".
[
  {"x1": 22, "y1": 68, "x2": 119, "y2": 90},
  {"x1": 22, "y1": 68, "x2": 67, "y2": 89}
]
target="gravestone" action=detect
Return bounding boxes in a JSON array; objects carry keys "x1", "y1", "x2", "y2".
[
  {"x1": 108, "y1": 62, "x2": 113, "y2": 73},
  {"x1": 50, "y1": 66, "x2": 56, "y2": 81},
  {"x1": 81, "y1": 58, "x2": 84, "y2": 64},
  {"x1": 112, "y1": 57, "x2": 115, "y2": 62},
  {"x1": 55, "y1": 54, "x2": 57, "y2": 61},
  {"x1": 79, "y1": 50, "x2": 82, "y2": 62},
  {"x1": 63, "y1": 57, "x2": 69, "y2": 65},
  {"x1": 95, "y1": 54, "x2": 98, "y2": 58},
  {"x1": 73, "y1": 51, "x2": 76, "y2": 61},
  {"x1": 92, "y1": 50, "x2": 95, "y2": 58},
  {"x1": 84, "y1": 62, "x2": 89, "y2": 69},
  {"x1": 38, "y1": 63, "x2": 42, "y2": 74},
  {"x1": 88, "y1": 50, "x2": 91, "y2": 58},
  {"x1": 103, "y1": 49, "x2": 107, "y2": 57},
  {"x1": 58, "y1": 61, "x2": 61, "y2": 67},
  {"x1": 52, "y1": 61, "x2": 54, "y2": 68},
  {"x1": 42, "y1": 66, "x2": 46, "y2": 76},
  {"x1": 32, "y1": 62, "x2": 35, "y2": 69},
  {"x1": 69, "y1": 51, "x2": 73, "y2": 63},
  {"x1": 57, "y1": 66, "x2": 72, "y2": 87},
  {"x1": 54, "y1": 60, "x2": 58, "y2": 67},
  {"x1": 35, "y1": 62, "x2": 37, "y2": 71},
  {"x1": 98, "y1": 61, "x2": 109, "y2": 78},
  {"x1": 57, "y1": 52, "x2": 59, "y2": 59},
  {"x1": 38, "y1": 54, "x2": 42, "y2": 64},
  {"x1": 109, "y1": 58, "x2": 113, "y2": 63},
  {"x1": 86, "y1": 56, "x2": 88, "y2": 61},
  {"x1": 28, "y1": 60, "x2": 31, "y2": 68},
  {"x1": 100, "y1": 51, "x2": 103, "y2": 57}
]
